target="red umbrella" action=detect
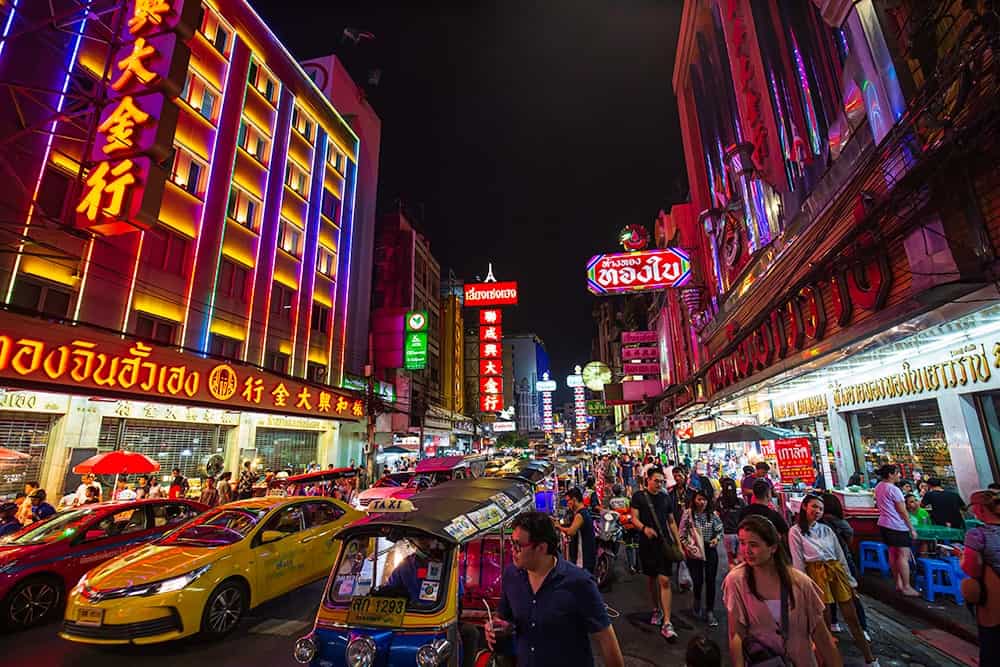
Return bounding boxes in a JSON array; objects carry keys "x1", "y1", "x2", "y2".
[
  {"x1": 73, "y1": 450, "x2": 160, "y2": 475},
  {"x1": 0, "y1": 447, "x2": 30, "y2": 461}
]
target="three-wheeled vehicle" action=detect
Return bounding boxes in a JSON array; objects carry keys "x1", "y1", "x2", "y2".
[
  {"x1": 281, "y1": 467, "x2": 360, "y2": 500},
  {"x1": 293, "y1": 476, "x2": 538, "y2": 667}
]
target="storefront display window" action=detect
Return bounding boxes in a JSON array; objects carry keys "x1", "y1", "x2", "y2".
[
  {"x1": 848, "y1": 399, "x2": 954, "y2": 487},
  {"x1": 974, "y1": 392, "x2": 1000, "y2": 482},
  {"x1": 98, "y1": 419, "x2": 228, "y2": 483},
  {"x1": 254, "y1": 428, "x2": 319, "y2": 474},
  {"x1": 0, "y1": 413, "x2": 53, "y2": 497}
]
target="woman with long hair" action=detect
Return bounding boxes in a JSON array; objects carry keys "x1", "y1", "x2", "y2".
[
  {"x1": 679, "y1": 489, "x2": 724, "y2": 626},
  {"x1": 790, "y1": 494, "x2": 878, "y2": 666},
  {"x1": 716, "y1": 477, "x2": 746, "y2": 568},
  {"x1": 819, "y1": 492, "x2": 869, "y2": 636},
  {"x1": 722, "y1": 515, "x2": 842, "y2": 667}
]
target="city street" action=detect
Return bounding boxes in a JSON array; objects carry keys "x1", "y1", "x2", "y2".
[{"x1": 2, "y1": 556, "x2": 976, "y2": 666}]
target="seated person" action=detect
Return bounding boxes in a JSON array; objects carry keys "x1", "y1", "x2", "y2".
[{"x1": 383, "y1": 535, "x2": 446, "y2": 602}]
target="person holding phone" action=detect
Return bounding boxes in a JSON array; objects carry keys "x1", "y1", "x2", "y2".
[{"x1": 485, "y1": 511, "x2": 624, "y2": 667}]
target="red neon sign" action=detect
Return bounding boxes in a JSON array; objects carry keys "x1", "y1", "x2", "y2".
[{"x1": 464, "y1": 281, "x2": 519, "y2": 307}]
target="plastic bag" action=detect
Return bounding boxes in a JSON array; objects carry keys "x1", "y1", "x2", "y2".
[{"x1": 677, "y1": 561, "x2": 693, "y2": 589}]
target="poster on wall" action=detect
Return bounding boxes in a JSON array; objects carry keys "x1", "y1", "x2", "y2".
[{"x1": 774, "y1": 437, "x2": 816, "y2": 485}]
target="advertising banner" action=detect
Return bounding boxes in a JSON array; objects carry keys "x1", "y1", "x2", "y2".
[
  {"x1": 464, "y1": 281, "x2": 519, "y2": 306},
  {"x1": 775, "y1": 437, "x2": 816, "y2": 485},
  {"x1": 586, "y1": 248, "x2": 691, "y2": 295}
]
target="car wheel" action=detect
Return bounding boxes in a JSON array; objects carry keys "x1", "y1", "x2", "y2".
[
  {"x1": 595, "y1": 553, "x2": 612, "y2": 590},
  {"x1": 200, "y1": 580, "x2": 247, "y2": 638},
  {"x1": 3, "y1": 576, "x2": 63, "y2": 629}
]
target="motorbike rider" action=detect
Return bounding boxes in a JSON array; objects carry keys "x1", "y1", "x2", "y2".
[
  {"x1": 608, "y1": 484, "x2": 639, "y2": 574},
  {"x1": 558, "y1": 487, "x2": 597, "y2": 575}
]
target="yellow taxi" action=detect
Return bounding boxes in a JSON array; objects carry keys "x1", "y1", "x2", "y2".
[{"x1": 60, "y1": 496, "x2": 360, "y2": 645}]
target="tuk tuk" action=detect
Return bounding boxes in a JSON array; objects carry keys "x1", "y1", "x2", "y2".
[
  {"x1": 504, "y1": 460, "x2": 556, "y2": 514},
  {"x1": 282, "y1": 467, "x2": 359, "y2": 500},
  {"x1": 293, "y1": 477, "x2": 537, "y2": 667}
]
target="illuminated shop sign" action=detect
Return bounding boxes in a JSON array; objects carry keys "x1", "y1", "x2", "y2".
[
  {"x1": 775, "y1": 438, "x2": 816, "y2": 485},
  {"x1": 586, "y1": 248, "x2": 692, "y2": 295},
  {"x1": 404, "y1": 310, "x2": 428, "y2": 370},
  {"x1": 464, "y1": 281, "x2": 519, "y2": 307},
  {"x1": 76, "y1": 0, "x2": 199, "y2": 235},
  {"x1": 0, "y1": 311, "x2": 364, "y2": 420},
  {"x1": 586, "y1": 400, "x2": 612, "y2": 417}
]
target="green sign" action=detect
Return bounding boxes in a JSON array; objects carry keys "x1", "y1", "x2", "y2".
[
  {"x1": 404, "y1": 311, "x2": 428, "y2": 370},
  {"x1": 586, "y1": 399, "x2": 612, "y2": 416}
]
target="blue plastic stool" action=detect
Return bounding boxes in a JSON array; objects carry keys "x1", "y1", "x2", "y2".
[
  {"x1": 858, "y1": 541, "x2": 891, "y2": 577},
  {"x1": 916, "y1": 558, "x2": 965, "y2": 604}
]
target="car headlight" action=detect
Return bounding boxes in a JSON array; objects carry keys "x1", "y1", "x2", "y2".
[
  {"x1": 148, "y1": 564, "x2": 212, "y2": 594},
  {"x1": 293, "y1": 634, "x2": 317, "y2": 664},
  {"x1": 416, "y1": 639, "x2": 452, "y2": 667},
  {"x1": 345, "y1": 635, "x2": 376, "y2": 667}
]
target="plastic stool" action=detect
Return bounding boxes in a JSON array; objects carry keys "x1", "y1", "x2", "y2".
[
  {"x1": 859, "y1": 541, "x2": 891, "y2": 578},
  {"x1": 916, "y1": 558, "x2": 965, "y2": 604}
]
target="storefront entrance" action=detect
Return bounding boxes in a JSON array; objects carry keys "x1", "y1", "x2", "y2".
[
  {"x1": 98, "y1": 418, "x2": 230, "y2": 482},
  {"x1": 254, "y1": 428, "x2": 320, "y2": 474},
  {"x1": 0, "y1": 412, "x2": 54, "y2": 496}
]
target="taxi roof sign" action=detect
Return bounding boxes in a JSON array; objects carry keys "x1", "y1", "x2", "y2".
[{"x1": 366, "y1": 497, "x2": 417, "y2": 514}]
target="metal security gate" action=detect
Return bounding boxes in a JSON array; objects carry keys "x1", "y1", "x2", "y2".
[
  {"x1": 99, "y1": 418, "x2": 229, "y2": 481},
  {"x1": 0, "y1": 413, "x2": 54, "y2": 497},
  {"x1": 253, "y1": 428, "x2": 319, "y2": 475}
]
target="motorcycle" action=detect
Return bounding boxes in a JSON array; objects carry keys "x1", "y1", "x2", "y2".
[{"x1": 593, "y1": 508, "x2": 623, "y2": 589}]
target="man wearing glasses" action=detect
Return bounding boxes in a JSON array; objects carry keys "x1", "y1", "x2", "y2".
[
  {"x1": 485, "y1": 511, "x2": 624, "y2": 667},
  {"x1": 630, "y1": 466, "x2": 684, "y2": 641}
]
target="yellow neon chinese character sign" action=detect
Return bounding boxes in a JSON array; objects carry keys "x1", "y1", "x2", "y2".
[
  {"x1": 97, "y1": 96, "x2": 151, "y2": 155},
  {"x1": 75, "y1": 160, "x2": 138, "y2": 222}
]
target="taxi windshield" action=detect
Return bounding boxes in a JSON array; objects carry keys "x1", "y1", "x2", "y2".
[
  {"x1": 159, "y1": 507, "x2": 267, "y2": 547},
  {"x1": 4, "y1": 508, "x2": 97, "y2": 545},
  {"x1": 327, "y1": 533, "x2": 450, "y2": 612}
]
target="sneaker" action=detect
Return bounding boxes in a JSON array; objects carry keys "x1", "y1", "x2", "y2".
[
  {"x1": 830, "y1": 623, "x2": 845, "y2": 633},
  {"x1": 660, "y1": 622, "x2": 678, "y2": 642},
  {"x1": 706, "y1": 611, "x2": 718, "y2": 627},
  {"x1": 865, "y1": 660, "x2": 880, "y2": 667},
  {"x1": 650, "y1": 609, "x2": 663, "y2": 626}
]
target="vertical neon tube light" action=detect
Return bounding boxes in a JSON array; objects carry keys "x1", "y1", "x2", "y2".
[
  {"x1": 332, "y1": 151, "x2": 359, "y2": 387},
  {"x1": 121, "y1": 231, "x2": 145, "y2": 330},
  {"x1": 180, "y1": 51, "x2": 235, "y2": 346},
  {"x1": 243, "y1": 73, "x2": 282, "y2": 360},
  {"x1": 72, "y1": 237, "x2": 95, "y2": 320},
  {"x1": 0, "y1": 0, "x2": 21, "y2": 63},
  {"x1": 293, "y1": 131, "x2": 325, "y2": 375},
  {"x1": 5, "y1": 2, "x2": 89, "y2": 303},
  {"x1": 259, "y1": 102, "x2": 293, "y2": 367}
]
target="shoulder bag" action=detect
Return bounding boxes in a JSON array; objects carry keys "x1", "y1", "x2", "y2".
[
  {"x1": 733, "y1": 572, "x2": 791, "y2": 667},
  {"x1": 642, "y1": 491, "x2": 684, "y2": 563}
]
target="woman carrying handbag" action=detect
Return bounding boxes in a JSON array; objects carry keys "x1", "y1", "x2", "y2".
[
  {"x1": 723, "y1": 515, "x2": 842, "y2": 667},
  {"x1": 679, "y1": 489, "x2": 723, "y2": 626}
]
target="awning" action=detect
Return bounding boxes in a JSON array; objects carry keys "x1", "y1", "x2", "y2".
[{"x1": 683, "y1": 424, "x2": 807, "y2": 444}]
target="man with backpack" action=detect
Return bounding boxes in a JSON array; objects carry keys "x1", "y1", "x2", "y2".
[{"x1": 962, "y1": 488, "x2": 1000, "y2": 664}]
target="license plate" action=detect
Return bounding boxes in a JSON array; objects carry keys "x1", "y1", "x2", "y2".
[
  {"x1": 346, "y1": 596, "x2": 406, "y2": 628},
  {"x1": 76, "y1": 607, "x2": 104, "y2": 627}
]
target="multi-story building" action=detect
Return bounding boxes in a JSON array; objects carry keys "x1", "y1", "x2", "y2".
[
  {"x1": 301, "y1": 54, "x2": 382, "y2": 379},
  {"x1": 662, "y1": 0, "x2": 1000, "y2": 498},
  {"x1": 504, "y1": 334, "x2": 549, "y2": 434},
  {"x1": 370, "y1": 206, "x2": 444, "y2": 451},
  {"x1": 0, "y1": 0, "x2": 369, "y2": 497}
]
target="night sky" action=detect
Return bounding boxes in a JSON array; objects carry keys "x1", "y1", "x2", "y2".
[{"x1": 252, "y1": 1, "x2": 687, "y2": 387}]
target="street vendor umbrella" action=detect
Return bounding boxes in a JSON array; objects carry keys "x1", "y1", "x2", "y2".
[
  {"x1": 381, "y1": 445, "x2": 411, "y2": 454},
  {"x1": 682, "y1": 424, "x2": 807, "y2": 444},
  {"x1": 0, "y1": 447, "x2": 31, "y2": 461},
  {"x1": 73, "y1": 450, "x2": 160, "y2": 498}
]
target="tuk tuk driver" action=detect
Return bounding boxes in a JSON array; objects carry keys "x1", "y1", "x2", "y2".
[{"x1": 384, "y1": 535, "x2": 447, "y2": 602}]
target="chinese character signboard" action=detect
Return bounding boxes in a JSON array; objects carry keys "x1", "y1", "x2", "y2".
[
  {"x1": 404, "y1": 310, "x2": 428, "y2": 370},
  {"x1": 76, "y1": 0, "x2": 199, "y2": 236},
  {"x1": 586, "y1": 399, "x2": 612, "y2": 417},
  {"x1": 0, "y1": 310, "x2": 364, "y2": 420},
  {"x1": 774, "y1": 437, "x2": 816, "y2": 485},
  {"x1": 464, "y1": 281, "x2": 519, "y2": 307},
  {"x1": 586, "y1": 248, "x2": 692, "y2": 295},
  {"x1": 536, "y1": 372, "x2": 556, "y2": 433}
]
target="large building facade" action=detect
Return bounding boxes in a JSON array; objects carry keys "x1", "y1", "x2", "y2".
[
  {"x1": 662, "y1": 0, "x2": 1000, "y2": 498},
  {"x1": 504, "y1": 334, "x2": 549, "y2": 434},
  {"x1": 0, "y1": 0, "x2": 368, "y2": 496}
]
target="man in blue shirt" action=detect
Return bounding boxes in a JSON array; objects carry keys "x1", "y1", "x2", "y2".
[
  {"x1": 557, "y1": 487, "x2": 596, "y2": 574},
  {"x1": 29, "y1": 489, "x2": 55, "y2": 522},
  {"x1": 486, "y1": 511, "x2": 623, "y2": 667},
  {"x1": 0, "y1": 502, "x2": 22, "y2": 537}
]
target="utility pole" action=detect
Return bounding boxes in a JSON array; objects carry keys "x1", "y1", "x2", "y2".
[{"x1": 364, "y1": 332, "x2": 377, "y2": 490}]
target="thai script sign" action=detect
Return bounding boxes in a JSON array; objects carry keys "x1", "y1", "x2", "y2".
[
  {"x1": 772, "y1": 394, "x2": 829, "y2": 420},
  {"x1": 586, "y1": 399, "x2": 611, "y2": 416},
  {"x1": 586, "y1": 248, "x2": 691, "y2": 295},
  {"x1": 624, "y1": 362, "x2": 661, "y2": 376},
  {"x1": 0, "y1": 311, "x2": 364, "y2": 420},
  {"x1": 775, "y1": 437, "x2": 816, "y2": 485},
  {"x1": 622, "y1": 331, "x2": 658, "y2": 344},
  {"x1": 464, "y1": 282, "x2": 519, "y2": 307},
  {"x1": 404, "y1": 310, "x2": 428, "y2": 370}
]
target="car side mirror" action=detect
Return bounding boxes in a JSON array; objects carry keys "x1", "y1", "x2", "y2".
[{"x1": 261, "y1": 530, "x2": 286, "y2": 544}]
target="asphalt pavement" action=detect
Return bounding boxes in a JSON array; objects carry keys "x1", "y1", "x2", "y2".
[{"x1": 0, "y1": 555, "x2": 977, "y2": 666}]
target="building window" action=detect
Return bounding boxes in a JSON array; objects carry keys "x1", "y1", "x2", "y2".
[
  {"x1": 311, "y1": 304, "x2": 329, "y2": 334},
  {"x1": 226, "y1": 187, "x2": 260, "y2": 230},
  {"x1": 200, "y1": 8, "x2": 233, "y2": 57},
  {"x1": 170, "y1": 147, "x2": 206, "y2": 197},
  {"x1": 208, "y1": 333, "x2": 241, "y2": 359},
  {"x1": 276, "y1": 219, "x2": 302, "y2": 257},
  {"x1": 217, "y1": 259, "x2": 249, "y2": 301},
  {"x1": 264, "y1": 351, "x2": 289, "y2": 374},
  {"x1": 247, "y1": 59, "x2": 277, "y2": 105},
  {"x1": 291, "y1": 106, "x2": 314, "y2": 142},
  {"x1": 135, "y1": 314, "x2": 177, "y2": 345},
  {"x1": 10, "y1": 279, "x2": 71, "y2": 318},
  {"x1": 36, "y1": 165, "x2": 73, "y2": 220},
  {"x1": 269, "y1": 284, "x2": 294, "y2": 322},
  {"x1": 237, "y1": 120, "x2": 269, "y2": 163},
  {"x1": 285, "y1": 161, "x2": 309, "y2": 197},
  {"x1": 321, "y1": 189, "x2": 338, "y2": 220},
  {"x1": 181, "y1": 71, "x2": 220, "y2": 123},
  {"x1": 307, "y1": 362, "x2": 327, "y2": 383},
  {"x1": 144, "y1": 227, "x2": 189, "y2": 276},
  {"x1": 317, "y1": 248, "x2": 335, "y2": 277},
  {"x1": 327, "y1": 148, "x2": 345, "y2": 174}
]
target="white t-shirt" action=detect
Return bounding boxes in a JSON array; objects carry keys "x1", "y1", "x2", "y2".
[{"x1": 875, "y1": 481, "x2": 909, "y2": 531}]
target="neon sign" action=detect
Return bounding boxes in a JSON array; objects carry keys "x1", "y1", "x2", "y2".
[
  {"x1": 586, "y1": 248, "x2": 692, "y2": 295},
  {"x1": 0, "y1": 310, "x2": 364, "y2": 420},
  {"x1": 464, "y1": 281, "x2": 519, "y2": 307}
]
